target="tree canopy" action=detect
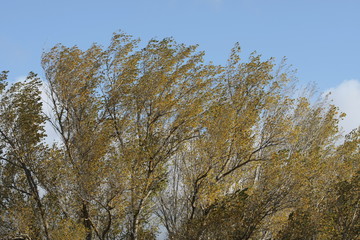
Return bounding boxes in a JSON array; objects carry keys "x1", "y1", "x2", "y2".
[{"x1": 0, "y1": 32, "x2": 359, "y2": 240}]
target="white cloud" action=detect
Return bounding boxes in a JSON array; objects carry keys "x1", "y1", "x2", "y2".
[
  {"x1": 40, "y1": 82, "x2": 60, "y2": 144},
  {"x1": 326, "y1": 79, "x2": 360, "y2": 134}
]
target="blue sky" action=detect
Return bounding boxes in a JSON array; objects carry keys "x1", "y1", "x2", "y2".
[{"x1": 1, "y1": 0, "x2": 359, "y2": 132}]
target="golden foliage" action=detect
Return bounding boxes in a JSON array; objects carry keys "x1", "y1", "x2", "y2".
[{"x1": 0, "y1": 32, "x2": 358, "y2": 240}]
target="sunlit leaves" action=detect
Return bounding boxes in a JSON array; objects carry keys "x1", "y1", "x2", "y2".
[{"x1": 1, "y1": 31, "x2": 358, "y2": 240}]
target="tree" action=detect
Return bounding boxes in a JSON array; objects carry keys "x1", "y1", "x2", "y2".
[
  {"x1": 41, "y1": 33, "x2": 220, "y2": 239},
  {"x1": 1, "y1": 32, "x2": 358, "y2": 240},
  {"x1": 0, "y1": 71, "x2": 49, "y2": 239},
  {"x1": 318, "y1": 171, "x2": 360, "y2": 239}
]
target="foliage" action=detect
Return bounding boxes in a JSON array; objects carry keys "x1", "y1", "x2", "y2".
[{"x1": 0, "y1": 32, "x2": 359, "y2": 240}]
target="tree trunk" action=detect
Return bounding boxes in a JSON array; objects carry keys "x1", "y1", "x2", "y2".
[
  {"x1": 130, "y1": 215, "x2": 139, "y2": 240},
  {"x1": 82, "y1": 202, "x2": 92, "y2": 240}
]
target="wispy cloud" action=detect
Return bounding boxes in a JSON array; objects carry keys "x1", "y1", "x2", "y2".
[
  {"x1": 210, "y1": 0, "x2": 223, "y2": 7},
  {"x1": 196, "y1": 0, "x2": 224, "y2": 8},
  {"x1": 326, "y1": 79, "x2": 360, "y2": 134}
]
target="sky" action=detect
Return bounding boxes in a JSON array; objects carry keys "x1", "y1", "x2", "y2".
[{"x1": 1, "y1": 0, "x2": 359, "y2": 133}]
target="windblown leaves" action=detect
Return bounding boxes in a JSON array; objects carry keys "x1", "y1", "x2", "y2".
[{"x1": 0, "y1": 32, "x2": 358, "y2": 240}]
